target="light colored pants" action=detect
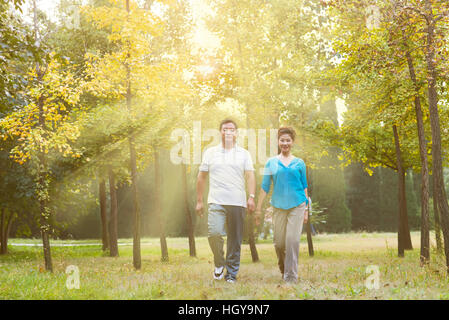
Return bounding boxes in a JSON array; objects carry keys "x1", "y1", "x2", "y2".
[
  {"x1": 273, "y1": 202, "x2": 306, "y2": 282},
  {"x1": 207, "y1": 203, "x2": 245, "y2": 281}
]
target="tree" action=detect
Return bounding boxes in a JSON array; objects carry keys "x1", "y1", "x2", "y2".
[
  {"x1": 0, "y1": 0, "x2": 35, "y2": 254},
  {"x1": 399, "y1": 0, "x2": 449, "y2": 272},
  {"x1": 154, "y1": 150, "x2": 168, "y2": 262},
  {"x1": 389, "y1": 1, "x2": 432, "y2": 264},
  {"x1": 108, "y1": 166, "x2": 119, "y2": 256},
  {"x1": 1, "y1": 53, "x2": 86, "y2": 271},
  {"x1": 321, "y1": 0, "x2": 449, "y2": 256},
  {"x1": 99, "y1": 177, "x2": 108, "y2": 251},
  {"x1": 84, "y1": 0, "x2": 166, "y2": 269}
]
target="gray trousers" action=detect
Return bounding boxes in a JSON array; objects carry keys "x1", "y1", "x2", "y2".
[
  {"x1": 207, "y1": 203, "x2": 245, "y2": 281},
  {"x1": 273, "y1": 202, "x2": 306, "y2": 282}
]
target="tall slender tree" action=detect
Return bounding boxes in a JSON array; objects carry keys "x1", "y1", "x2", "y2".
[{"x1": 99, "y1": 177, "x2": 109, "y2": 251}]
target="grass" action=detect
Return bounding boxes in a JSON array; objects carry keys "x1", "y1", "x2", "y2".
[{"x1": 1, "y1": 231, "x2": 449, "y2": 300}]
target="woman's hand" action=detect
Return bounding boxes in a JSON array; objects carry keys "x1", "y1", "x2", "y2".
[
  {"x1": 254, "y1": 208, "x2": 262, "y2": 226},
  {"x1": 303, "y1": 207, "x2": 309, "y2": 224}
]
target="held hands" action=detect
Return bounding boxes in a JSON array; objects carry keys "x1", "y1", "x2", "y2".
[
  {"x1": 197, "y1": 198, "x2": 256, "y2": 218},
  {"x1": 254, "y1": 209, "x2": 262, "y2": 226}
]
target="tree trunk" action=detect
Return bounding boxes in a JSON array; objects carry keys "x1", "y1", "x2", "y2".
[
  {"x1": 306, "y1": 166, "x2": 314, "y2": 257},
  {"x1": 1, "y1": 209, "x2": 15, "y2": 255},
  {"x1": 40, "y1": 191, "x2": 52, "y2": 272},
  {"x1": 130, "y1": 136, "x2": 141, "y2": 268},
  {"x1": 244, "y1": 124, "x2": 259, "y2": 262},
  {"x1": 401, "y1": 172, "x2": 413, "y2": 251},
  {"x1": 108, "y1": 168, "x2": 119, "y2": 257},
  {"x1": 124, "y1": 0, "x2": 141, "y2": 270},
  {"x1": 3, "y1": 211, "x2": 14, "y2": 254},
  {"x1": 433, "y1": 182, "x2": 443, "y2": 253},
  {"x1": 99, "y1": 178, "x2": 109, "y2": 251},
  {"x1": 300, "y1": 121, "x2": 314, "y2": 256},
  {"x1": 244, "y1": 107, "x2": 259, "y2": 262},
  {"x1": 237, "y1": 35, "x2": 259, "y2": 263},
  {"x1": 393, "y1": 125, "x2": 413, "y2": 257},
  {"x1": 424, "y1": 0, "x2": 449, "y2": 273},
  {"x1": 182, "y1": 163, "x2": 196, "y2": 257},
  {"x1": 38, "y1": 98, "x2": 52, "y2": 272},
  {"x1": 34, "y1": 0, "x2": 52, "y2": 273},
  {"x1": 38, "y1": 120, "x2": 52, "y2": 271},
  {"x1": 403, "y1": 38, "x2": 430, "y2": 264},
  {"x1": 1, "y1": 209, "x2": 16, "y2": 255},
  {"x1": 0, "y1": 208, "x2": 5, "y2": 254},
  {"x1": 1, "y1": 210, "x2": 15, "y2": 254},
  {"x1": 155, "y1": 150, "x2": 169, "y2": 262}
]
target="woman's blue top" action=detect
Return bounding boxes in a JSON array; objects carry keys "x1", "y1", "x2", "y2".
[{"x1": 261, "y1": 156, "x2": 308, "y2": 210}]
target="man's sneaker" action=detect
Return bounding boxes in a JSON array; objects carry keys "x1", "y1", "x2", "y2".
[
  {"x1": 213, "y1": 266, "x2": 224, "y2": 280},
  {"x1": 226, "y1": 278, "x2": 236, "y2": 283}
]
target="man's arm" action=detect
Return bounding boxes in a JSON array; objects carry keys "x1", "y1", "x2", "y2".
[
  {"x1": 196, "y1": 171, "x2": 208, "y2": 217},
  {"x1": 245, "y1": 170, "x2": 256, "y2": 212}
]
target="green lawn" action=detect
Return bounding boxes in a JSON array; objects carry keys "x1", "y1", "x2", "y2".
[{"x1": 1, "y1": 231, "x2": 448, "y2": 300}]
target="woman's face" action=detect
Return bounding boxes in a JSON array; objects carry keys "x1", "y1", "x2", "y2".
[{"x1": 278, "y1": 134, "x2": 293, "y2": 153}]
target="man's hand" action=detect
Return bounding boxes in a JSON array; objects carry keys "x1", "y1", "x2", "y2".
[
  {"x1": 196, "y1": 201, "x2": 204, "y2": 218},
  {"x1": 196, "y1": 171, "x2": 207, "y2": 218},
  {"x1": 247, "y1": 197, "x2": 255, "y2": 212}
]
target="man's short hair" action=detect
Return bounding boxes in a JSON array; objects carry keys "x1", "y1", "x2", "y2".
[{"x1": 219, "y1": 119, "x2": 238, "y2": 131}]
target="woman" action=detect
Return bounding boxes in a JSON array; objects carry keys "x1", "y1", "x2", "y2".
[{"x1": 255, "y1": 127, "x2": 308, "y2": 283}]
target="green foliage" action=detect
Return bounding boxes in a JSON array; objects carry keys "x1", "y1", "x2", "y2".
[
  {"x1": 345, "y1": 165, "x2": 421, "y2": 232},
  {"x1": 1, "y1": 0, "x2": 448, "y2": 245},
  {"x1": 0, "y1": 2, "x2": 35, "y2": 111}
]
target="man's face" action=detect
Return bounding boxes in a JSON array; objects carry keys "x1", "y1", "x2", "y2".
[{"x1": 221, "y1": 122, "x2": 237, "y2": 147}]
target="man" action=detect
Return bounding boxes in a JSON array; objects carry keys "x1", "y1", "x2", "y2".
[{"x1": 196, "y1": 119, "x2": 256, "y2": 283}]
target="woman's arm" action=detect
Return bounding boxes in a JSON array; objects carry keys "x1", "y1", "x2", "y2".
[
  {"x1": 255, "y1": 159, "x2": 272, "y2": 225},
  {"x1": 254, "y1": 188, "x2": 267, "y2": 226},
  {"x1": 304, "y1": 187, "x2": 309, "y2": 223}
]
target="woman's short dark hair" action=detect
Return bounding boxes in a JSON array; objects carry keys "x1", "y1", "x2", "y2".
[
  {"x1": 219, "y1": 119, "x2": 238, "y2": 131},
  {"x1": 278, "y1": 127, "x2": 296, "y2": 141}
]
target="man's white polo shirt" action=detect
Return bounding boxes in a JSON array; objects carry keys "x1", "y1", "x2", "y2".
[{"x1": 199, "y1": 144, "x2": 254, "y2": 208}]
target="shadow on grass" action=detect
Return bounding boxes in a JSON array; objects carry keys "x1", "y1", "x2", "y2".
[
  {"x1": 0, "y1": 247, "x2": 42, "y2": 263},
  {"x1": 0, "y1": 245, "x2": 106, "y2": 264}
]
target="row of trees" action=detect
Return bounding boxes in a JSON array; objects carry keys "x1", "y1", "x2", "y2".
[
  {"x1": 0, "y1": 0, "x2": 204, "y2": 270},
  {"x1": 315, "y1": 0, "x2": 449, "y2": 269},
  {"x1": 27, "y1": 154, "x2": 428, "y2": 240}
]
